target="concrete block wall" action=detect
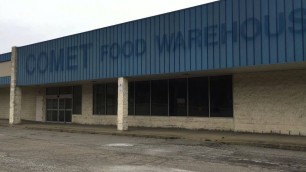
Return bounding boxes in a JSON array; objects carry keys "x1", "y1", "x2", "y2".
[
  {"x1": 73, "y1": 115, "x2": 117, "y2": 125},
  {"x1": 128, "y1": 116, "x2": 234, "y2": 130},
  {"x1": 234, "y1": 69, "x2": 306, "y2": 136},
  {"x1": 0, "y1": 87, "x2": 10, "y2": 119}
]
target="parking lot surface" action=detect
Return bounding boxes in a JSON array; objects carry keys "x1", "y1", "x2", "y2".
[{"x1": 0, "y1": 126, "x2": 306, "y2": 172}]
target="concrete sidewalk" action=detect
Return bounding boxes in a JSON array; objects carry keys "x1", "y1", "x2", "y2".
[{"x1": 1, "y1": 119, "x2": 306, "y2": 151}]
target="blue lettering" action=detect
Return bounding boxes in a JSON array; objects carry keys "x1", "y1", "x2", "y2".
[
  {"x1": 110, "y1": 43, "x2": 120, "y2": 59},
  {"x1": 174, "y1": 31, "x2": 186, "y2": 51},
  {"x1": 265, "y1": 13, "x2": 285, "y2": 37},
  {"x1": 122, "y1": 41, "x2": 134, "y2": 57},
  {"x1": 66, "y1": 46, "x2": 78, "y2": 70},
  {"x1": 49, "y1": 49, "x2": 64, "y2": 72},
  {"x1": 289, "y1": 8, "x2": 306, "y2": 34},
  {"x1": 100, "y1": 45, "x2": 108, "y2": 61},
  {"x1": 241, "y1": 18, "x2": 261, "y2": 40},
  {"x1": 220, "y1": 22, "x2": 238, "y2": 44},
  {"x1": 37, "y1": 52, "x2": 48, "y2": 73},
  {"x1": 155, "y1": 33, "x2": 175, "y2": 53},
  {"x1": 24, "y1": 9, "x2": 306, "y2": 77},
  {"x1": 189, "y1": 29, "x2": 202, "y2": 48},
  {"x1": 26, "y1": 54, "x2": 36, "y2": 75},
  {"x1": 205, "y1": 25, "x2": 218, "y2": 46},
  {"x1": 135, "y1": 39, "x2": 146, "y2": 56},
  {"x1": 79, "y1": 43, "x2": 92, "y2": 68}
]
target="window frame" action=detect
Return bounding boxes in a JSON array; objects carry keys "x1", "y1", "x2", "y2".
[
  {"x1": 72, "y1": 85, "x2": 82, "y2": 115},
  {"x1": 128, "y1": 75, "x2": 233, "y2": 118},
  {"x1": 93, "y1": 83, "x2": 118, "y2": 115}
]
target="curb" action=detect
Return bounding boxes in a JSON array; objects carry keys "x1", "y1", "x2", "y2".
[
  {"x1": 22, "y1": 126, "x2": 181, "y2": 140},
  {"x1": 13, "y1": 125, "x2": 306, "y2": 152}
]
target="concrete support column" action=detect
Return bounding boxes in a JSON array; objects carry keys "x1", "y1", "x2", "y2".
[
  {"x1": 36, "y1": 88, "x2": 46, "y2": 122},
  {"x1": 82, "y1": 83, "x2": 93, "y2": 117},
  {"x1": 117, "y1": 77, "x2": 128, "y2": 131},
  {"x1": 9, "y1": 46, "x2": 22, "y2": 124}
]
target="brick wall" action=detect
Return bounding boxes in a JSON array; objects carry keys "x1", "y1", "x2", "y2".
[
  {"x1": 234, "y1": 69, "x2": 306, "y2": 136},
  {"x1": 128, "y1": 116, "x2": 234, "y2": 130},
  {"x1": 72, "y1": 115, "x2": 117, "y2": 125}
]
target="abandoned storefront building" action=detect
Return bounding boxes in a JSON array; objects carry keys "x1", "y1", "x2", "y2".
[{"x1": 0, "y1": 0, "x2": 306, "y2": 135}]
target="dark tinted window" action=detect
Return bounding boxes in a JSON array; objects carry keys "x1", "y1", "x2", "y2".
[
  {"x1": 59, "y1": 87, "x2": 72, "y2": 94},
  {"x1": 93, "y1": 83, "x2": 118, "y2": 115},
  {"x1": 210, "y1": 76, "x2": 233, "y2": 117},
  {"x1": 128, "y1": 82, "x2": 135, "y2": 115},
  {"x1": 128, "y1": 76, "x2": 233, "y2": 118},
  {"x1": 93, "y1": 84, "x2": 106, "y2": 115},
  {"x1": 151, "y1": 80, "x2": 168, "y2": 116},
  {"x1": 106, "y1": 83, "x2": 118, "y2": 114},
  {"x1": 188, "y1": 77, "x2": 209, "y2": 117},
  {"x1": 169, "y1": 78, "x2": 187, "y2": 116},
  {"x1": 73, "y1": 86, "x2": 82, "y2": 114},
  {"x1": 46, "y1": 87, "x2": 59, "y2": 95},
  {"x1": 135, "y1": 81, "x2": 150, "y2": 115}
]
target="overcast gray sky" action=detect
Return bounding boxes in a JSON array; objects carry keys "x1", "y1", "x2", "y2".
[{"x1": 0, "y1": 0, "x2": 217, "y2": 54}]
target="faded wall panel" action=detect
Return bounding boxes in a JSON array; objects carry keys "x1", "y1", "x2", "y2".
[{"x1": 0, "y1": 61, "x2": 11, "y2": 77}]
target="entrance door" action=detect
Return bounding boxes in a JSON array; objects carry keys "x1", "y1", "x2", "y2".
[
  {"x1": 46, "y1": 87, "x2": 73, "y2": 123},
  {"x1": 46, "y1": 98, "x2": 72, "y2": 123}
]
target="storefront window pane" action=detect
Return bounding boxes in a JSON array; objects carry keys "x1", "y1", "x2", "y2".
[
  {"x1": 135, "y1": 81, "x2": 150, "y2": 115},
  {"x1": 52, "y1": 110, "x2": 58, "y2": 121},
  {"x1": 73, "y1": 86, "x2": 82, "y2": 114},
  {"x1": 151, "y1": 80, "x2": 168, "y2": 116},
  {"x1": 46, "y1": 111, "x2": 53, "y2": 121},
  {"x1": 128, "y1": 82, "x2": 135, "y2": 115},
  {"x1": 210, "y1": 75, "x2": 233, "y2": 117},
  {"x1": 188, "y1": 77, "x2": 209, "y2": 117},
  {"x1": 169, "y1": 78, "x2": 187, "y2": 116},
  {"x1": 59, "y1": 86, "x2": 72, "y2": 95},
  {"x1": 106, "y1": 83, "x2": 118, "y2": 115},
  {"x1": 46, "y1": 87, "x2": 58, "y2": 95},
  {"x1": 93, "y1": 84, "x2": 106, "y2": 115}
]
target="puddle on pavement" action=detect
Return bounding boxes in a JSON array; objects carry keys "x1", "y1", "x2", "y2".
[
  {"x1": 105, "y1": 143, "x2": 134, "y2": 147},
  {"x1": 144, "y1": 148, "x2": 173, "y2": 155}
]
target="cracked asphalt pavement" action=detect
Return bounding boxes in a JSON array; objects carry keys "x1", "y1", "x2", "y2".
[{"x1": 0, "y1": 126, "x2": 306, "y2": 172}]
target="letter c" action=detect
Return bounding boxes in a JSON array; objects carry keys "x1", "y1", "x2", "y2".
[
  {"x1": 26, "y1": 54, "x2": 36, "y2": 75},
  {"x1": 37, "y1": 52, "x2": 49, "y2": 73}
]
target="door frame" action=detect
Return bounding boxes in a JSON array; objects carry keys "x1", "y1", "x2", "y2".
[{"x1": 46, "y1": 95, "x2": 73, "y2": 123}]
